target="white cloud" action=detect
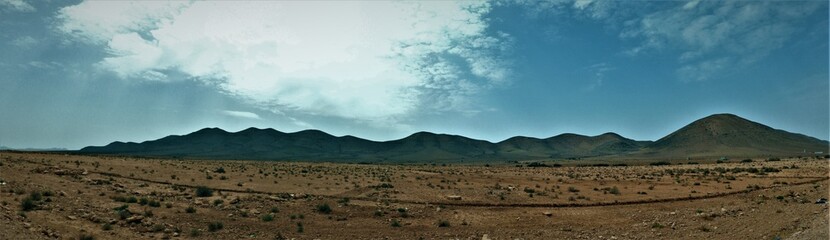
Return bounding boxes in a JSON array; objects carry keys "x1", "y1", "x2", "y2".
[
  {"x1": 0, "y1": 0, "x2": 34, "y2": 12},
  {"x1": 619, "y1": 1, "x2": 823, "y2": 81},
  {"x1": 56, "y1": 1, "x2": 510, "y2": 124},
  {"x1": 222, "y1": 110, "x2": 261, "y2": 120}
]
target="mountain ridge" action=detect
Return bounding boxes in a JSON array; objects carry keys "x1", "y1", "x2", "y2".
[{"x1": 79, "y1": 114, "x2": 829, "y2": 162}]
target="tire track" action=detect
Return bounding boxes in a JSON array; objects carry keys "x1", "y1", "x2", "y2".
[{"x1": 88, "y1": 168, "x2": 828, "y2": 209}]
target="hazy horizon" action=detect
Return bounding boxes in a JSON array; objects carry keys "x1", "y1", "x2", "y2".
[{"x1": 1, "y1": 0, "x2": 828, "y2": 149}]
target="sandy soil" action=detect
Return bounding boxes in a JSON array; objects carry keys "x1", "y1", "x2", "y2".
[{"x1": 0, "y1": 152, "x2": 827, "y2": 239}]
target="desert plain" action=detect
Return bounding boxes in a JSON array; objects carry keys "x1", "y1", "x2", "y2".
[{"x1": 0, "y1": 152, "x2": 827, "y2": 240}]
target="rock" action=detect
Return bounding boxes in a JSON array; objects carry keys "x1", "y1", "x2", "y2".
[
  {"x1": 126, "y1": 215, "x2": 144, "y2": 224},
  {"x1": 229, "y1": 198, "x2": 240, "y2": 204},
  {"x1": 543, "y1": 211, "x2": 553, "y2": 217},
  {"x1": 482, "y1": 234, "x2": 491, "y2": 240},
  {"x1": 67, "y1": 215, "x2": 77, "y2": 220},
  {"x1": 446, "y1": 195, "x2": 462, "y2": 201}
]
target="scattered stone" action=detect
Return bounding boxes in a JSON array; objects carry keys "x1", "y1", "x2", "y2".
[{"x1": 126, "y1": 215, "x2": 144, "y2": 224}]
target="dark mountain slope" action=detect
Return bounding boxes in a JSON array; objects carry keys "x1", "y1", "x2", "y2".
[
  {"x1": 644, "y1": 114, "x2": 828, "y2": 157},
  {"x1": 79, "y1": 114, "x2": 829, "y2": 162}
]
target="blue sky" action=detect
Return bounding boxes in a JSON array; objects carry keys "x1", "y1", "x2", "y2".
[{"x1": 0, "y1": 0, "x2": 827, "y2": 149}]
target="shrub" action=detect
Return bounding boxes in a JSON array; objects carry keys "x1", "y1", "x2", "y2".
[
  {"x1": 296, "y1": 222, "x2": 304, "y2": 233},
  {"x1": 391, "y1": 219, "x2": 401, "y2": 227},
  {"x1": 214, "y1": 167, "x2": 226, "y2": 173},
  {"x1": 117, "y1": 210, "x2": 131, "y2": 220},
  {"x1": 609, "y1": 186, "x2": 620, "y2": 195},
  {"x1": 113, "y1": 204, "x2": 129, "y2": 211},
  {"x1": 438, "y1": 220, "x2": 450, "y2": 227},
  {"x1": 316, "y1": 204, "x2": 332, "y2": 214},
  {"x1": 29, "y1": 191, "x2": 42, "y2": 201},
  {"x1": 102, "y1": 223, "x2": 113, "y2": 231},
  {"x1": 207, "y1": 222, "x2": 223, "y2": 232},
  {"x1": 195, "y1": 186, "x2": 213, "y2": 197},
  {"x1": 78, "y1": 234, "x2": 95, "y2": 240},
  {"x1": 261, "y1": 214, "x2": 274, "y2": 222},
  {"x1": 189, "y1": 229, "x2": 201, "y2": 237},
  {"x1": 148, "y1": 200, "x2": 161, "y2": 208},
  {"x1": 139, "y1": 198, "x2": 149, "y2": 205},
  {"x1": 567, "y1": 186, "x2": 580, "y2": 193},
  {"x1": 185, "y1": 206, "x2": 196, "y2": 213},
  {"x1": 20, "y1": 198, "x2": 36, "y2": 211},
  {"x1": 112, "y1": 196, "x2": 128, "y2": 202},
  {"x1": 270, "y1": 207, "x2": 279, "y2": 213},
  {"x1": 127, "y1": 196, "x2": 138, "y2": 203},
  {"x1": 274, "y1": 233, "x2": 287, "y2": 240},
  {"x1": 741, "y1": 159, "x2": 753, "y2": 163}
]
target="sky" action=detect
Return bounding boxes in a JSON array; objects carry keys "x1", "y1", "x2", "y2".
[{"x1": 0, "y1": 0, "x2": 828, "y2": 150}]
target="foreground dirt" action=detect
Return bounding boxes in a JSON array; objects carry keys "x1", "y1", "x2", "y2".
[{"x1": 0, "y1": 152, "x2": 827, "y2": 239}]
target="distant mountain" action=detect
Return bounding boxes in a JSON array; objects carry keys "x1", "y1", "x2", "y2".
[
  {"x1": 0, "y1": 146, "x2": 67, "y2": 151},
  {"x1": 79, "y1": 114, "x2": 829, "y2": 162},
  {"x1": 642, "y1": 114, "x2": 829, "y2": 158},
  {"x1": 497, "y1": 133, "x2": 651, "y2": 159}
]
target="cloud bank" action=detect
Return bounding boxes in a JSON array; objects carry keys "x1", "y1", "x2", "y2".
[
  {"x1": 513, "y1": 0, "x2": 824, "y2": 82},
  {"x1": 56, "y1": 1, "x2": 511, "y2": 124}
]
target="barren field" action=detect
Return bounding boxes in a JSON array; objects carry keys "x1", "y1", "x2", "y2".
[{"x1": 0, "y1": 152, "x2": 828, "y2": 239}]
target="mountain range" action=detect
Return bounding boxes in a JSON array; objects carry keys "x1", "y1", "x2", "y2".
[{"x1": 79, "y1": 114, "x2": 829, "y2": 163}]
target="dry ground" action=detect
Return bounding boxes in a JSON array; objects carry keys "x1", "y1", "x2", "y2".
[{"x1": 0, "y1": 152, "x2": 827, "y2": 239}]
